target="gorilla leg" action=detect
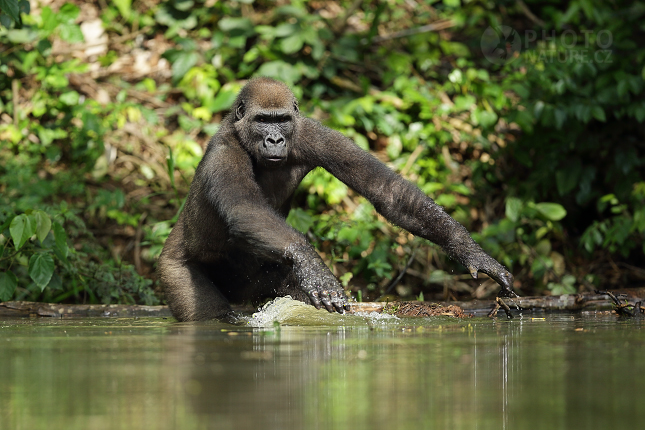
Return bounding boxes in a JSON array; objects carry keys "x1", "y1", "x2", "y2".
[{"x1": 159, "y1": 256, "x2": 233, "y2": 322}]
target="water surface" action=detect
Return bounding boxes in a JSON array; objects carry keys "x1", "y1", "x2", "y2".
[{"x1": 1, "y1": 301, "x2": 643, "y2": 430}]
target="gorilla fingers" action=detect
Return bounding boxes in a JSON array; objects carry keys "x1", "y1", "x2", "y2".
[{"x1": 285, "y1": 243, "x2": 351, "y2": 313}]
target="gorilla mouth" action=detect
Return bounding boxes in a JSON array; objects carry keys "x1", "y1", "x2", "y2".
[{"x1": 265, "y1": 156, "x2": 286, "y2": 162}]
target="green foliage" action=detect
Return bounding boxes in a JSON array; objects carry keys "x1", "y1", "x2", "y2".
[
  {"x1": 475, "y1": 198, "x2": 570, "y2": 293},
  {"x1": 0, "y1": 203, "x2": 158, "y2": 304},
  {"x1": 0, "y1": 0, "x2": 29, "y2": 28}
]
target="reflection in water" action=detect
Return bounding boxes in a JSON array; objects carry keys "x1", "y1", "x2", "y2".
[{"x1": 0, "y1": 313, "x2": 643, "y2": 430}]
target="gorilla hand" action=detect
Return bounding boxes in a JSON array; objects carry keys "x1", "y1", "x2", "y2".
[
  {"x1": 465, "y1": 252, "x2": 516, "y2": 298},
  {"x1": 287, "y1": 243, "x2": 350, "y2": 313}
]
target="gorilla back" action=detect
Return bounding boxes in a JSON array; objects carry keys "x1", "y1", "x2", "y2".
[{"x1": 158, "y1": 77, "x2": 514, "y2": 321}]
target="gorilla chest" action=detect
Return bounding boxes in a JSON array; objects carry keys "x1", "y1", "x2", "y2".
[{"x1": 254, "y1": 166, "x2": 306, "y2": 210}]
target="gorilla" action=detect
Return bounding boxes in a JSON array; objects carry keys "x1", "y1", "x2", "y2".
[{"x1": 158, "y1": 77, "x2": 514, "y2": 321}]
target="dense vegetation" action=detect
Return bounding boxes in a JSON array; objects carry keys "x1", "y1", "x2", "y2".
[{"x1": 1, "y1": 0, "x2": 643, "y2": 305}]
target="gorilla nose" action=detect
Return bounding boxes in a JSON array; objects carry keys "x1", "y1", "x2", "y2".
[{"x1": 265, "y1": 134, "x2": 285, "y2": 147}]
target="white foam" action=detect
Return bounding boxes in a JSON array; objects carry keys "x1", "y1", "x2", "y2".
[
  {"x1": 247, "y1": 296, "x2": 313, "y2": 327},
  {"x1": 246, "y1": 296, "x2": 399, "y2": 327}
]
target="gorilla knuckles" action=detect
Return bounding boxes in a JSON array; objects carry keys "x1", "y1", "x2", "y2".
[{"x1": 158, "y1": 77, "x2": 515, "y2": 322}]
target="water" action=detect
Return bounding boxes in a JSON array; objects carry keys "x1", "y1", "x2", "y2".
[{"x1": 1, "y1": 299, "x2": 643, "y2": 430}]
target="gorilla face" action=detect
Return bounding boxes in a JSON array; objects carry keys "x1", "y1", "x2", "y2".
[
  {"x1": 252, "y1": 111, "x2": 292, "y2": 166},
  {"x1": 233, "y1": 83, "x2": 299, "y2": 168}
]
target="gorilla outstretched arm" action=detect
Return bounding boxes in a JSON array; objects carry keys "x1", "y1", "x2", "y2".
[{"x1": 301, "y1": 118, "x2": 514, "y2": 294}]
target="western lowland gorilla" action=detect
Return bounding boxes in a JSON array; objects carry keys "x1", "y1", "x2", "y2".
[{"x1": 158, "y1": 77, "x2": 515, "y2": 321}]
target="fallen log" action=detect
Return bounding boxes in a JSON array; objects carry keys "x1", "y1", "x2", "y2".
[
  {"x1": 0, "y1": 301, "x2": 173, "y2": 318},
  {"x1": 1, "y1": 288, "x2": 643, "y2": 319}
]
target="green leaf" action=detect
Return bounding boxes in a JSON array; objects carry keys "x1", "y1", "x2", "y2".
[
  {"x1": 0, "y1": 14, "x2": 12, "y2": 28},
  {"x1": 555, "y1": 159, "x2": 582, "y2": 195},
  {"x1": 6, "y1": 28, "x2": 35, "y2": 43},
  {"x1": 286, "y1": 208, "x2": 314, "y2": 233},
  {"x1": 28, "y1": 253, "x2": 55, "y2": 291},
  {"x1": 40, "y1": 6, "x2": 57, "y2": 32},
  {"x1": 505, "y1": 197, "x2": 523, "y2": 222},
  {"x1": 52, "y1": 221, "x2": 69, "y2": 258},
  {"x1": 208, "y1": 89, "x2": 237, "y2": 113},
  {"x1": 0, "y1": 0, "x2": 20, "y2": 25},
  {"x1": 0, "y1": 270, "x2": 18, "y2": 301},
  {"x1": 171, "y1": 51, "x2": 199, "y2": 82},
  {"x1": 59, "y1": 23, "x2": 85, "y2": 43},
  {"x1": 281, "y1": 34, "x2": 304, "y2": 54},
  {"x1": 273, "y1": 22, "x2": 297, "y2": 37},
  {"x1": 535, "y1": 202, "x2": 567, "y2": 221},
  {"x1": 592, "y1": 106, "x2": 606, "y2": 122},
  {"x1": 535, "y1": 239, "x2": 552, "y2": 256},
  {"x1": 617, "y1": 80, "x2": 628, "y2": 98},
  {"x1": 58, "y1": 3, "x2": 80, "y2": 23},
  {"x1": 174, "y1": 0, "x2": 194, "y2": 11},
  {"x1": 19, "y1": 0, "x2": 29, "y2": 14},
  {"x1": 471, "y1": 109, "x2": 498, "y2": 129},
  {"x1": 218, "y1": 17, "x2": 254, "y2": 37},
  {"x1": 10, "y1": 214, "x2": 34, "y2": 250},
  {"x1": 58, "y1": 3, "x2": 81, "y2": 24},
  {"x1": 33, "y1": 210, "x2": 52, "y2": 243},
  {"x1": 60, "y1": 91, "x2": 80, "y2": 105},
  {"x1": 113, "y1": 0, "x2": 132, "y2": 19},
  {"x1": 256, "y1": 61, "x2": 302, "y2": 84},
  {"x1": 635, "y1": 103, "x2": 645, "y2": 123},
  {"x1": 554, "y1": 109, "x2": 567, "y2": 129}
]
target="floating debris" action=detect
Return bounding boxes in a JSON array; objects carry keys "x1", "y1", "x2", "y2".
[
  {"x1": 595, "y1": 290, "x2": 643, "y2": 318},
  {"x1": 383, "y1": 301, "x2": 470, "y2": 318}
]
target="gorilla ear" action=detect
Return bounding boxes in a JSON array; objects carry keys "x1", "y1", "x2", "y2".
[
  {"x1": 235, "y1": 102, "x2": 245, "y2": 121},
  {"x1": 293, "y1": 100, "x2": 299, "y2": 113}
]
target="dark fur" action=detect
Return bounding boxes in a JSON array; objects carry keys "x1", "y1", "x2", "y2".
[{"x1": 158, "y1": 77, "x2": 514, "y2": 321}]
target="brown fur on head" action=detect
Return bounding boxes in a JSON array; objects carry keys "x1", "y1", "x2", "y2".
[{"x1": 233, "y1": 77, "x2": 299, "y2": 119}]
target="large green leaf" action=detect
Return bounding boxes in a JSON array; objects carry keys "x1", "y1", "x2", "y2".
[
  {"x1": 59, "y1": 23, "x2": 85, "y2": 43},
  {"x1": 218, "y1": 17, "x2": 254, "y2": 37},
  {"x1": 58, "y1": 3, "x2": 80, "y2": 23},
  {"x1": 0, "y1": 0, "x2": 20, "y2": 25},
  {"x1": 536, "y1": 203, "x2": 567, "y2": 221},
  {"x1": 33, "y1": 210, "x2": 52, "y2": 243},
  {"x1": 555, "y1": 159, "x2": 582, "y2": 196},
  {"x1": 281, "y1": 34, "x2": 304, "y2": 54},
  {"x1": 505, "y1": 197, "x2": 523, "y2": 222},
  {"x1": 286, "y1": 208, "x2": 314, "y2": 233},
  {"x1": 171, "y1": 51, "x2": 199, "y2": 82},
  {"x1": 208, "y1": 89, "x2": 237, "y2": 113},
  {"x1": 28, "y1": 253, "x2": 55, "y2": 291},
  {"x1": 256, "y1": 61, "x2": 302, "y2": 85},
  {"x1": 10, "y1": 214, "x2": 34, "y2": 250},
  {"x1": 52, "y1": 221, "x2": 68, "y2": 258},
  {"x1": 112, "y1": 0, "x2": 132, "y2": 19},
  {"x1": 0, "y1": 270, "x2": 18, "y2": 301},
  {"x1": 60, "y1": 91, "x2": 80, "y2": 106}
]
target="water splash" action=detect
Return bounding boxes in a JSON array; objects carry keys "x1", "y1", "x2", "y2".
[{"x1": 246, "y1": 296, "x2": 398, "y2": 327}]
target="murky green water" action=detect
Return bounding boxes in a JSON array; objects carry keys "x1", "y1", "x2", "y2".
[{"x1": 1, "y1": 302, "x2": 643, "y2": 430}]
